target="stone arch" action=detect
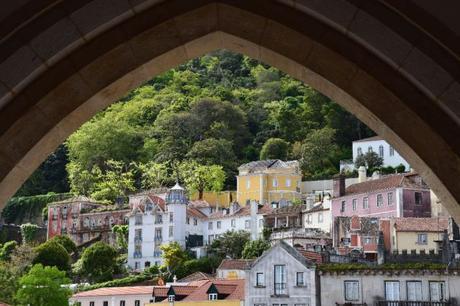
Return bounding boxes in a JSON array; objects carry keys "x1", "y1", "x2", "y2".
[{"x1": 0, "y1": 1, "x2": 459, "y2": 219}]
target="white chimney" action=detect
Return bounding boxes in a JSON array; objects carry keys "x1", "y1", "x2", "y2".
[
  {"x1": 358, "y1": 166, "x2": 367, "y2": 183},
  {"x1": 372, "y1": 170, "x2": 381, "y2": 180}
]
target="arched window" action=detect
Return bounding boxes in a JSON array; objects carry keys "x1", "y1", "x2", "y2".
[
  {"x1": 357, "y1": 147, "x2": 362, "y2": 156},
  {"x1": 368, "y1": 146, "x2": 373, "y2": 153},
  {"x1": 379, "y1": 145, "x2": 384, "y2": 158},
  {"x1": 389, "y1": 146, "x2": 395, "y2": 156}
]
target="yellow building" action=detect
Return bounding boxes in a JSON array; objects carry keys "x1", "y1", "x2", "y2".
[
  {"x1": 190, "y1": 191, "x2": 236, "y2": 208},
  {"x1": 391, "y1": 217, "x2": 448, "y2": 254},
  {"x1": 236, "y1": 160, "x2": 302, "y2": 206}
]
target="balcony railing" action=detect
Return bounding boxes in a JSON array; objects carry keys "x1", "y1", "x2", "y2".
[
  {"x1": 274, "y1": 283, "x2": 287, "y2": 296},
  {"x1": 376, "y1": 301, "x2": 450, "y2": 306},
  {"x1": 133, "y1": 252, "x2": 142, "y2": 258}
]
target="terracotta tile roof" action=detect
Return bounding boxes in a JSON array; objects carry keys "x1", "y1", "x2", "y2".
[
  {"x1": 394, "y1": 217, "x2": 449, "y2": 232},
  {"x1": 177, "y1": 271, "x2": 214, "y2": 283},
  {"x1": 186, "y1": 207, "x2": 208, "y2": 219},
  {"x1": 154, "y1": 279, "x2": 244, "y2": 302},
  {"x1": 343, "y1": 173, "x2": 427, "y2": 196},
  {"x1": 217, "y1": 259, "x2": 253, "y2": 270},
  {"x1": 0, "y1": 302, "x2": 10, "y2": 306},
  {"x1": 267, "y1": 204, "x2": 303, "y2": 216},
  {"x1": 304, "y1": 203, "x2": 328, "y2": 213},
  {"x1": 208, "y1": 204, "x2": 273, "y2": 219},
  {"x1": 189, "y1": 200, "x2": 213, "y2": 208},
  {"x1": 73, "y1": 286, "x2": 153, "y2": 298},
  {"x1": 148, "y1": 194, "x2": 166, "y2": 211}
]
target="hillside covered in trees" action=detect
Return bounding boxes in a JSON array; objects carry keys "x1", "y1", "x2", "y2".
[{"x1": 16, "y1": 50, "x2": 374, "y2": 200}]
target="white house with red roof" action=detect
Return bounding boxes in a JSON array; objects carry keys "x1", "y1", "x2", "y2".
[
  {"x1": 70, "y1": 286, "x2": 154, "y2": 306},
  {"x1": 127, "y1": 184, "x2": 273, "y2": 271}
]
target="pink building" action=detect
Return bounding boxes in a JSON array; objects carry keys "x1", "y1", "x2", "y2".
[
  {"x1": 47, "y1": 196, "x2": 129, "y2": 246},
  {"x1": 331, "y1": 173, "x2": 431, "y2": 219}
]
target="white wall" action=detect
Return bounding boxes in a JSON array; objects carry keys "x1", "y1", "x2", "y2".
[
  {"x1": 70, "y1": 293, "x2": 153, "y2": 306},
  {"x1": 352, "y1": 139, "x2": 410, "y2": 170}
]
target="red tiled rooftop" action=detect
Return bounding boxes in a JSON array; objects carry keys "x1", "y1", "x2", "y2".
[
  {"x1": 344, "y1": 173, "x2": 427, "y2": 196},
  {"x1": 208, "y1": 204, "x2": 272, "y2": 219},
  {"x1": 394, "y1": 217, "x2": 449, "y2": 232},
  {"x1": 187, "y1": 207, "x2": 208, "y2": 219},
  {"x1": 73, "y1": 286, "x2": 153, "y2": 298},
  {"x1": 148, "y1": 194, "x2": 166, "y2": 210},
  {"x1": 218, "y1": 259, "x2": 253, "y2": 270}
]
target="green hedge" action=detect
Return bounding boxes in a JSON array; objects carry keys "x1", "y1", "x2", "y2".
[
  {"x1": 81, "y1": 274, "x2": 156, "y2": 291},
  {"x1": 1, "y1": 193, "x2": 72, "y2": 224}
]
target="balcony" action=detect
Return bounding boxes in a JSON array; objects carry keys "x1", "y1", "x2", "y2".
[
  {"x1": 133, "y1": 252, "x2": 142, "y2": 258},
  {"x1": 376, "y1": 301, "x2": 450, "y2": 306}
]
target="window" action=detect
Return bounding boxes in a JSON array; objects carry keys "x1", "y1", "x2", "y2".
[
  {"x1": 90, "y1": 302, "x2": 95, "y2": 306},
  {"x1": 245, "y1": 220, "x2": 251, "y2": 229},
  {"x1": 379, "y1": 145, "x2": 384, "y2": 158},
  {"x1": 103, "y1": 302, "x2": 108, "y2": 306},
  {"x1": 169, "y1": 226, "x2": 173, "y2": 237},
  {"x1": 135, "y1": 300, "x2": 140, "y2": 306},
  {"x1": 286, "y1": 179, "x2": 291, "y2": 187},
  {"x1": 274, "y1": 265, "x2": 286, "y2": 295},
  {"x1": 256, "y1": 272, "x2": 265, "y2": 286},
  {"x1": 388, "y1": 192, "x2": 393, "y2": 205},
  {"x1": 193, "y1": 218, "x2": 198, "y2": 225},
  {"x1": 368, "y1": 146, "x2": 373, "y2": 153},
  {"x1": 415, "y1": 192, "x2": 422, "y2": 205},
  {"x1": 417, "y1": 233, "x2": 428, "y2": 245},
  {"x1": 344, "y1": 281, "x2": 359, "y2": 301},
  {"x1": 231, "y1": 219, "x2": 236, "y2": 227},
  {"x1": 135, "y1": 215, "x2": 142, "y2": 225},
  {"x1": 341, "y1": 201, "x2": 346, "y2": 212},
  {"x1": 135, "y1": 229, "x2": 142, "y2": 242},
  {"x1": 307, "y1": 214, "x2": 312, "y2": 224},
  {"x1": 318, "y1": 212, "x2": 323, "y2": 223},
  {"x1": 208, "y1": 235, "x2": 214, "y2": 244},
  {"x1": 208, "y1": 222, "x2": 213, "y2": 230},
  {"x1": 168, "y1": 295, "x2": 175, "y2": 302},
  {"x1": 389, "y1": 145, "x2": 395, "y2": 156},
  {"x1": 186, "y1": 216, "x2": 190, "y2": 224},
  {"x1": 357, "y1": 147, "x2": 362, "y2": 156},
  {"x1": 155, "y1": 214, "x2": 162, "y2": 224},
  {"x1": 209, "y1": 293, "x2": 218, "y2": 300},
  {"x1": 429, "y1": 281, "x2": 445, "y2": 301},
  {"x1": 385, "y1": 281, "x2": 400, "y2": 301},
  {"x1": 407, "y1": 281, "x2": 422, "y2": 301},
  {"x1": 120, "y1": 301, "x2": 126, "y2": 306},
  {"x1": 169, "y1": 212, "x2": 174, "y2": 222},
  {"x1": 352, "y1": 199, "x2": 357, "y2": 211},
  {"x1": 217, "y1": 221, "x2": 221, "y2": 229},
  {"x1": 363, "y1": 237, "x2": 373, "y2": 244},
  {"x1": 273, "y1": 178, "x2": 278, "y2": 187},
  {"x1": 259, "y1": 219, "x2": 264, "y2": 228},
  {"x1": 296, "y1": 272, "x2": 305, "y2": 286},
  {"x1": 145, "y1": 261, "x2": 150, "y2": 268},
  {"x1": 377, "y1": 194, "x2": 383, "y2": 207},
  {"x1": 155, "y1": 228, "x2": 162, "y2": 240},
  {"x1": 363, "y1": 197, "x2": 369, "y2": 209},
  {"x1": 246, "y1": 179, "x2": 251, "y2": 189}
]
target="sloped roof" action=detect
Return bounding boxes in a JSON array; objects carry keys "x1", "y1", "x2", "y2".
[
  {"x1": 251, "y1": 240, "x2": 315, "y2": 269},
  {"x1": 153, "y1": 279, "x2": 244, "y2": 302},
  {"x1": 344, "y1": 173, "x2": 427, "y2": 196},
  {"x1": 267, "y1": 204, "x2": 303, "y2": 216},
  {"x1": 186, "y1": 207, "x2": 208, "y2": 219},
  {"x1": 147, "y1": 194, "x2": 166, "y2": 211},
  {"x1": 238, "y1": 159, "x2": 298, "y2": 172},
  {"x1": 177, "y1": 272, "x2": 214, "y2": 283},
  {"x1": 188, "y1": 200, "x2": 212, "y2": 208},
  {"x1": 394, "y1": 217, "x2": 449, "y2": 232},
  {"x1": 217, "y1": 259, "x2": 254, "y2": 270},
  {"x1": 208, "y1": 204, "x2": 273, "y2": 220},
  {"x1": 73, "y1": 286, "x2": 153, "y2": 298},
  {"x1": 304, "y1": 203, "x2": 328, "y2": 213}
]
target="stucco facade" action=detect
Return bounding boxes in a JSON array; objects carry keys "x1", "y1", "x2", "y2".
[
  {"x1": 320, "y1": 270, "x2": 460, "y2": 305},
  {"x1": 245, "y1": 241, "x2": 318, "y2": 306},
  {"x1": 352, "y1": 137, "x2": 410, "y2": 170},
  {"x1": 236, "y1": 160, "x2": 301, "y2": 206},
  {"x1": 70, "y1": 286, "x2": 153, "y2": 306}
]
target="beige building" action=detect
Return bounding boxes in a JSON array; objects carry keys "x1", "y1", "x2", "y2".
[
  {"x1": 236, "y1": 160, "x2": 302, "y2": 206},
  {"x1": 390, "y1": 217, "x2": 448, "y2": 254},
  {"x1": 320, "y1": 268, "x2": 460, "y2": 304},
  {"x1": 216, "y1": 259, "x2": 253, "y2": 280},
  {"x1": 70, "y1": 286, "x2": 153, "y2": 306},
  {"x1": 303, "y1": 197, "x2": 332, "y2": 234}
]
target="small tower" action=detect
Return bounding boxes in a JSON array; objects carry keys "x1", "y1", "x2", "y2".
[{"x1": 166, "y1": 183, "x2": 188, "y2": 247}]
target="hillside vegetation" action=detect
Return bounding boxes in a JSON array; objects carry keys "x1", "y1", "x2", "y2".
[{"x1": 16, "y1": 50, "x2": 373, "y2": 201}]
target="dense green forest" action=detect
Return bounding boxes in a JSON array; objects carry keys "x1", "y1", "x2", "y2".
[{"x1": 16, "y1": 50, "x2": 373, "y2": 199}]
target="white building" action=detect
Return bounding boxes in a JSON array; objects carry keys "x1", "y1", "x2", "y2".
[
  {"x1": 127, "y1": 184, "x2": 273, "y2": 271},
  {"x1": 351, "y1": 136, "x2": 410, "y2": 170},
  {"x1": 303, "y1": 196, "x2": 332, "y2": 234},
  {"x1": 70, "y1": 286, "x2": 153, "y2": 306}
]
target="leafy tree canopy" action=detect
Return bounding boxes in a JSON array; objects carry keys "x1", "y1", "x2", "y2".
[
  {"x1": 15, "y1": 264, "x2": 71, "y2": 306},
  {"x1": 49, "y1": 235, "x2": 77, "y2": 255},
  {"x1": 33, "y1": 241, "x2": 70, "y2": 272},
  {"x1": 78, "y1": 242, "x2": 118, "y2": 283},
  {"x1": 210, "y1": 230, "x2": 250, "y2": 259},
  {"x1": 259, "y1": 138, "x2": 290, "y2": 160},
  {"x1": 355, "y1": 151, "x2": 384, "y2": 172},
  {"x1": 241, "y1": 239, "x2": 271, "y2": 259}
]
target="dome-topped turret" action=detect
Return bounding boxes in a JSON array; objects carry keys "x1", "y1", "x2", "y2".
[{"x1": 166, "y1": 183, "x2": 188, "y2": 204}]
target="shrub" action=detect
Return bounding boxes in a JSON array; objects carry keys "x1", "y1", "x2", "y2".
[
  {"x1": 49, "y1": 235, "x2": 77, "y2": 254},
  {"x1": 33, "y1": 241, "x2": 70, "y2": 272},
  {"x1": 79, "y1": 242, "x2": 117, "y2": 283}
]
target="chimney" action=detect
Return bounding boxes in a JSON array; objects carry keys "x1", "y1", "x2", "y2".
[
  {"x1": 332, "y1": 174, "x2": 345, "y2": 198},
  {"x1": 306, "y1": 195, "x2": 314, "y2": 210},
  {"x1": 372, "y1": 170, "x2": 381, "y2": 180},
  {"x1": 358, "y1": 166, "x2": 367, "y2": 183}
]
